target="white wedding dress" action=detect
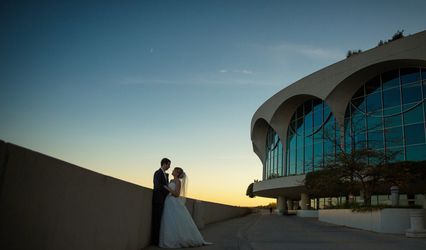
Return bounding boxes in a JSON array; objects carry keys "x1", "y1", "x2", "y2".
[{"x1": 159, "y1": 181, "x2": 210, "y2": 248}]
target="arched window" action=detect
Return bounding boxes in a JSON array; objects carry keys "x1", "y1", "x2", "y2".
[
  {"x1": 265, "y1": 127, "x2": 283, "y2": 179},
  {"x1": 286, "y1": 99, "x2": 338, "y2": 176},
  {"x1": 344, "y1": 67, "x2": 426, "y2": 162}
]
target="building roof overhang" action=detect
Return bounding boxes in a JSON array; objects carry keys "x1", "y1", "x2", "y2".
[{"x1": 253, "y1": 174, "x2": 307, "y2": 200}]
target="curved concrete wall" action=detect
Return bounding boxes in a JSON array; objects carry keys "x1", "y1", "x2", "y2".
[
  {"x1": 251, "y1": 30, "x2": 426, "y2": 165},
  {"x1": 0, "y1": 140, "x2": 250, "y2": 250}
]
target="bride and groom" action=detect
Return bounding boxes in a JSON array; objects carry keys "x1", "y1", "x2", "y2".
[{"x1": 151, "y1": 158, "x2": 211, "y2": 248}]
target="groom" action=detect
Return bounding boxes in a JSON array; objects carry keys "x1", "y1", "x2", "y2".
[{"x1": 151, "y1": 158, "x2": 171, "y2": 245}]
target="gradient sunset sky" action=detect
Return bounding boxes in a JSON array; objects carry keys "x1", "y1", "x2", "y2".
[{"x1": 1, "y1": 0, "x2": 426, "y2": 206}]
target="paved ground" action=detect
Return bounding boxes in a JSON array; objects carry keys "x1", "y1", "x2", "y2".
[{"x1": 145, "y1": 211, "x2": 426, "y2": 250}]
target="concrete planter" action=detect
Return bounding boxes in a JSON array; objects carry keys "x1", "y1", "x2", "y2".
[
  {"x1": 297, "y1": 210, "x2": 319, "y2": 218},
  {"x1": 319, "y1": 208, "x2": 426, "y2": 234}
]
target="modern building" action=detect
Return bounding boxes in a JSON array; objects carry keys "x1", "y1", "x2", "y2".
[{"x1": 249, "y1": 30, "x2": 426, "y2": 212}]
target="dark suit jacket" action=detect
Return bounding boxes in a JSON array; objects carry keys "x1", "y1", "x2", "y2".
[{"x1": 152, "y1": 168, "x2": 169, "y2": 204}]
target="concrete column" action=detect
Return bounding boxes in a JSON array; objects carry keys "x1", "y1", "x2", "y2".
[
  {"x1": 287, "y1": 200, "x2": 293, "y2": 210},
  {"x1": 348, "y1": 194, "x2": 355, "y2": 204},
  {"x1": 406, "y1": 210, "x2": 426, "y2": 237},
  {"x1": 300, "y1": 193, "x2": 309, "y2": 210},
  {"x1": 327, "y1": 198, "x2": 333, "y2": 207},
  {"x1": 277, "y1": 196, "x2": 287, "y2": 215},
  {"x1": 391, "y1": 186, "x2": 400, "y2": 206},
  {"x1": 293, "y1": 201, "x2": 299, "y2": 210},
  {"x1": 359, "y1": 191, "x2": 365, "y2": 204}
]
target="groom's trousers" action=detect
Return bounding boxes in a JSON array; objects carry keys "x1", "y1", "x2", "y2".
[{"x1": 151, "y1": 202, "x2": 164, "y2": 245}]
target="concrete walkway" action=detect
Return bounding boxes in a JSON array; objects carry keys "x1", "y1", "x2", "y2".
[{"x1": 144, "y1": 211, "x2": 426, "y2": 250}]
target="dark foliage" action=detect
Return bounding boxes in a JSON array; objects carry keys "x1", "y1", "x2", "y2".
[
  {"x1": 377, "y1": 30, "x2": 405, "y2": 47},
  {"x1": 304, "y1": 160, "x2": 426, "y2": 205},
  {"x1": 246, "y1": 183, "x2": 254, "y2": 198},
  {"x1": 346, "y1": 49, "x2": 363, "y2": 58}
]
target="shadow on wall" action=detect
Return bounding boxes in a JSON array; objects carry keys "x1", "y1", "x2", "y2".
[{"x1": 0, "y1": 140, "x2": 251, "y2": 250}]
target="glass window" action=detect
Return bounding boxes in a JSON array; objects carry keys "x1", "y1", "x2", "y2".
[
  {"x1": 366, "y1": 92, "x2": 382, "y2": 112},
  {"x1": 273, "y1": 154, "x2": 278, "y2": 176},
  {"x1": 274, "y1": 133, "x2": 279, "y2": 143},
  {"x1": 351, "y1": 97, "x2": 366, "y2": 113},
  {"x1": 344, "y1": 134, "x2": 352, "y2": 152},
  {"x1": 305, "y1": 135, "x2": 313, "y2": 146},
  {"x1": 313, "y1": 143, "x2": 323, "y2": 169},
  {"x1": 400, "y1": 68, "x2": 420, "y2": 85},
  {"x1": 383, "y1": 88, "x2": 401, "y2": 108},
  {"x1": 368, "y1": 130, "x2": 384, "y2": 149},
  {"x1": 265, "y1": 127, "x2": 284, "y2": 179},
  {"x1": 290, "y1": 119, "x2": 297, "y2": 133},
  {"x1": 367, "y1": 113, "x2": 382, "y2": 130},
  {"x1": 304, "y1": 145, "x2": 313, "y2": 172},
  {"x1": 323, "y1": 140, "x2": 335, "y2": 163},
  {"x1": 351, "y1": 114, "x2": 366, "y2": 132},
  {"x1": 289, "y1": 148, "x2": 296, "y2": 175},
  {"x1": 313, "y1": 110, "x2": 323, "y2": 128},
  {"x1": 387, "y1": 147, "x2": 404, "y2": 162},
  {"x1": 402, "y1": 83, "x2": 422, "y2": 104},
  {"x1": 335, "y1": 121, "x2": 340, "y2": 144},
  {"x1": 344, "y1": 117, "x2": 351, "y2": 150},
  {"x1": 403, "y1": 103, "x2": 424, "y2": 125},
  {"x1": 267, "y1": 152, "x2": 271, "y2": 177},
  {"x1": 290, "y1": 131, "x2": 297, "y2": 148},
  {"x1": 355, "y1": 132, "x2": 367, "y2": 149},
  {"x1": 287, "y1": 99, "x2": 337, "y2": 175},
  {"x1": 382, "y1": 69, "x2": 399, "y2": 90},
  {"x1": 296, "y1": 118, "x2": 304, "y2": 134},
  {"x1": 385, "y1": 126, "x2": 403, "y2": 148},
  {"x1": 384, "y1": 107, "x2": 402, "y2": 128},
  {"x1": 297, "y1": 134, "x2": 304, "y2": 148},
  {"x1": 365, "y1": 76, "x2": 381, "y2": 94},
  {"x1": 278, "y1": 143, "x2": 283, "y2": 176},
  {"x1": 313, "y1": 128, "x2": 323, "y2": 141},
  {"x1": 304, "y1": 112, "x2": 313, "y2": 133},
  {"x1": 423, "y1": 80, "x2": 426, "y2": 99},
  {"x1": 345, "y1": 67, "x2": 426, "y2": 165},
  {"x1": 384, "y1": 115, "x2": 402, "y2": 128},
  {"x1": 324, "y1": 118, "x2": 337, "y2": 142},
  {"x1": 313, "y1": 99, "x2": 323, "y2": 113},
  {"x1": 405, "y1": 123, "x2": 425, "y2": 145},
  {"x1": 297, "y1": 147, "x2": 304, "y2": 174},
  {"x1": 406, "y1": 144, "x2": 426, "y2": 161},
  {"x1": 284, "y1": 147, "x2": 291, "y2": 175},
  {"x1": 324, "y1": 105, "x2": 331, "y2": 118}
]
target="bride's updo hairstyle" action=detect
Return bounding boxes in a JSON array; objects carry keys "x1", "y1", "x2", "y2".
[{"x1": 174, "y1": 167, "x2": 186, "y2": 179}]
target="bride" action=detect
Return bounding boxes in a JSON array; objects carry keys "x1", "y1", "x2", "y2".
[{"x1": 159, "y1": 167, "x2": 211, "y2": 248}]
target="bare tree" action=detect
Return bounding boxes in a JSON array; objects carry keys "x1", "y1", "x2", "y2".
[{"x1": 305, "y1": 116, "x2": 398, "y2": 206}]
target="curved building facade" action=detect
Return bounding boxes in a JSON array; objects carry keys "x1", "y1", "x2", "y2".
[{"x1": 250, "y1": 31, "x2": 426, "y2": 210}]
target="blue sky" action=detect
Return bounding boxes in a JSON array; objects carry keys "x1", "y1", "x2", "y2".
[{"x1": 1, "y1": 0, "x2": 425, "y2": 206}]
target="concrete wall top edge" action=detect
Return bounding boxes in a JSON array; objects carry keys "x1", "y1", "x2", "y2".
[
  {"x1": 2, "y1": 139, "x2": 151, "y2": 191},
  {"x1": 198, "y1": 199, "x2": 248, "y2": 208},
  {"x1": 1, "y1": 139, "x2": 252, "y2": 210}
]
